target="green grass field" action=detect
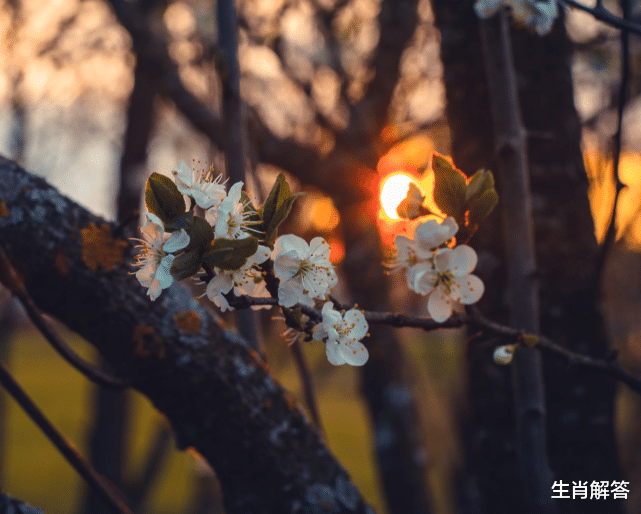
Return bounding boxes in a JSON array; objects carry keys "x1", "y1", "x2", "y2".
[{"x1": 0, "y1": 325, "x2": 463, "y2": 514}]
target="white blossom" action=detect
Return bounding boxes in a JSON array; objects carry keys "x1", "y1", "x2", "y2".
[
  {"x1": 412, "y1": 245, "x2": 485, "y2": 322},
  {"x1": 474, "y1": 0, "x2": 558, "y2": 36},
  {"x1": 172, "y1": 161, "x2": 226, "y2": 209},
  {"x1": 414, "y1": 217, "x2": 458, "y2": 253},
  {"x1": 132, "y1": 213, "x2": 190, "y2": 301},
  {"x1": 206, "y1": 245, "x2": 271, "y2": 311},
  {"x1": 272, "y1": 235, "x2": 337, "y2": 307},
  {"x1": 390, "y1": 216, "x2": 458, "y2": 289},
  {"x1": 206, "y1": 182, "x2": 258, "y2": 240},
  {"x1": 313, "y1": 302, "x2": 369, "y2": 366}
]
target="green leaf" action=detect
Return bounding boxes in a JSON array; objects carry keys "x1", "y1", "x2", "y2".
[
  {"x1": 170, "y1": 248, "x2": 203, "y2": 281},
  {"x1": 203, "y1": 236, "x2": 259, "y2": 271},
  {"x1": 465, "y1": 169, "x2": 495, "y2": 204},
  {"x1": 145, "y1": 173, "x2": 186, "y2": 224},
  {"x1": 467, "y1": 189, "x2": 499, "y2": 228},
  {"x1": 184, "y1": 216, "x2": 214, "y2": 253},
  {"x1": 262, "y1": 172, "x2": 290, "y2": 230},
  {"x1": 164, "y1": 211, "x2": 194, "y2": 233},
  {"x1": 432, "y1": 154, "x2": 467, "y2": 221},
  {"x1": 264, "y1": 192, "x2": 306, "y2": 246}
]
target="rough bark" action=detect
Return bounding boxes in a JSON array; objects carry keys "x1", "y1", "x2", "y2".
[
  {"x1": 0, "y1": 157, "x2": 375, "y2": 514},
  {"x1": 431, "y1": 1, "x2": 622, "y2": 513}
]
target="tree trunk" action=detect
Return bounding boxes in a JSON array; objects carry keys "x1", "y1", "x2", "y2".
[
  {"x1": 430, "y1": 2, "x2": 622, "y2": 513},
  {"x1": 0, "y1": 158, "x2": 377, "y2": 514}
]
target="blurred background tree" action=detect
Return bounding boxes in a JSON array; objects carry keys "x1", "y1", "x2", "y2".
[{"x1": 0, "y1": 0, "x2": 640, "y2": 513}]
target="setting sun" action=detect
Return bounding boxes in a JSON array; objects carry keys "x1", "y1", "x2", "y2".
[{"x1": 380, "y1": 173, "x2": 419, "y2": 219}]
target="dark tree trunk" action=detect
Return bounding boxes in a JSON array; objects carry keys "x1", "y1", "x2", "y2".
[
  {"x1": 0, "y1": 158, "x2": 377, "y2": 514},
  {"x1": 430, "y1": 2, "x2": 622, "y2": 513}
]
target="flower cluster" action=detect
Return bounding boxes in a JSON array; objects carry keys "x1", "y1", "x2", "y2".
[
  {"x1": 392, "y1": 217, "x2": 484, "y2": 322},
  {"x1": 474, "y1": 0, "x2": 558, "y2": 36},
  {"x1": 313, "y1": 302, "x2": 369, "y2": 366},
  {"x1": 132, "y1": 162, "x2": 368, "y2": 366}
]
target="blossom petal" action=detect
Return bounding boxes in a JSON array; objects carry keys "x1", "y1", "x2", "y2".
[
  {"x1": 313, "y1": 323, "x2": 326, "y2": 341},
  {"x1": 155, "y1": 255, "x2": 176, "y2": 289},
  {"x1": 204, "y1": 207, "x2": 219, "y2": 227},
  {"x1": 414, "y1": 217, "x2": 457, "y2": 253},
  {"x1": 163, "y1": 229, "x2": 190, "y2": 253},
  {"x1": 278, "y1": 279, "x2": 305, "y2": 308},
  {"x1": 394, "y1": 235, "x2": 416, "y2": 267},
  {"x1": 172, "y1": 161, "x2": 194, "y2": 186},
  {"x1": 451, "y1": 274, "x2": 484, "y2": 304},
  {"x1": 226, "y1": 181, "x2": 243, "y2": 204},
  {"x1": 342, "y1": 309, "x2": 368, "y2": 340},
  {"x1": 309, "y1": 237, "x2": 331, "y2": 261},
  {"x1": 338, "y1": 340, "x2": 369, "y2": 366},
  {"x1": 273, "y1": 250, "x2": 301, "y2": 280},
  {"x1": 412, "y1": 267, "x2": 438, "y2": 296},
  {"x1": 214, "y1": 211, "x2": 232, "y2": 239},
  {"x1": 206, "y1": 272, "x2": 234, "y2": 310},
  {"x1": 273, "y1": 234, "x2": 309, "y2": 260},
  {"x1": 326, "y1": 341, "x2": 347, "y2": 365},
  {"x1": 192, "y1": 187, "x2": 224, "y2": 209},
  {"x1": 147, "y1": 278, "x2": 163, "y2": 301},
  {"x1": 447, "y1": 245, "x2": 478, "y2": 277},
  {"x1": 250, "y1": 245, "x2": 272, "y2": 266},
  {"x1": 135, "y1": 263, "x2": 155, "y2": 287},
  {"x1": 145, "y1": 212, "x2": 165, "y2": 230},
  {"x1": 427, "y1": 285, "x2": 454, "y2": 322},
  {"x1": 433, "y1": 248, "x2": 453, "y2": 273}
]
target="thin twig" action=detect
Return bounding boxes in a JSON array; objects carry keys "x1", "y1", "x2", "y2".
[
  {"x1": 0, "y1": 248, "x2": 125, "y2": 389},
  {"x1": 0, "y1": 360, "x2": 134, "y2": 514},
  {"x1": 230, "y1": 294, "x2": 641, "y2": 394},
  {"x1": 559, "y1": 0, "x2": 641, "y2": 36}
]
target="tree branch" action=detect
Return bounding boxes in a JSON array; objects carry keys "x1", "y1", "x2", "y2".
[
  {"x1": 0, "y1": 361, "x2": 134, "y2": 514},
  {"x1": 0, "y1": 157, "x2": 374, "y2": 514},
  {"x1": 0, "y1": 247, "x2": 126, "y2": 389}
]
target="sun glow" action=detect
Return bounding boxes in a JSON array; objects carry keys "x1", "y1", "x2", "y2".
[{"x1": 380, "y1": 173, "x2": 419, "y2": 219}]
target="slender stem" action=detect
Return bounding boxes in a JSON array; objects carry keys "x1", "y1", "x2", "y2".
[
  {"x1": 559, "y1": 0, "x2": 641, "y2": 36},
  {"x1": 230, "y1": 293, "x2": 641, "y2": 395},
  {"x1": 0, "y1": 361, "x2": 134, "y2": 514},
  {"x1": 0, "y1": 248, "x2": 125, "y2": 389}
]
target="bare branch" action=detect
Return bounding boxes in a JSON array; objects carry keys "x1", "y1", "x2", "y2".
[
  {"x1": 0, "y1": 157, "x2": 375, "y2": 514},
  {"x1": 0, "y1": 247, "x2": 125, "y2": 389},
  {"x1": 0, "y1": 361, "x2": 134, "y2": 514}
]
